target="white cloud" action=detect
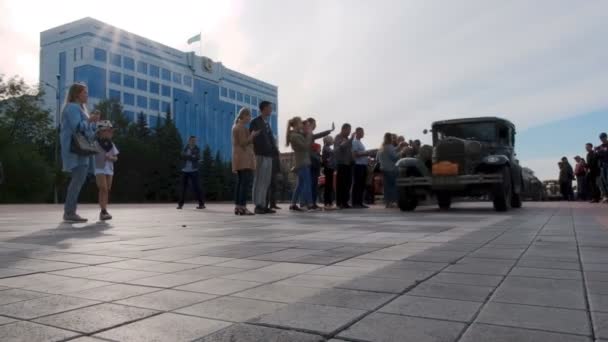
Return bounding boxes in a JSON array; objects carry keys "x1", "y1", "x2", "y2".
[{"x1": 1, "y1": 0, "x2": 607, "y2": 155}]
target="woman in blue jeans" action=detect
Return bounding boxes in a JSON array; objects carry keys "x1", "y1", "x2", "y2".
[
  {"x1": 60, "y1": 83, "x2": 99, "y2": 222},
  {"x1": 231, "y1": 108, "x2": 259, "y2": 215},
  {"x1": 376, "y1": 132, "x2": 399, "y2": 208},
  {"x1": 286, "y1": 117, "x2": 318, "y2": 212}
]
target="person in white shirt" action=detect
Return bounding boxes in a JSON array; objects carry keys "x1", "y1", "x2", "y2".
[
  {"x1": 94, "y1": 120, "x2": 119, "y2": 221},
  {"x1": 351, "y1": 127, "x2": 370, "y2": 208}
]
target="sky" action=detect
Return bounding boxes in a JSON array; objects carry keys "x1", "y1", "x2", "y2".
[{"x1": 1, "y1": 0, "x2": 607, "y2": 180}]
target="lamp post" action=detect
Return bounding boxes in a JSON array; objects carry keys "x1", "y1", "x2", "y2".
[{"x1": 44, "y1": 74, "x2": 61, "y2": 204}]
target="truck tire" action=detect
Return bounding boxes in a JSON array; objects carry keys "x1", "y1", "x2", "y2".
[
  {"x1": 493, "y1": 167, "x2": 512, "y2": 212},
  {"x1": 398, "y1": 188, "x2": 417, "y2": 211},
  {"x1": 437, "y1": 192, "x2": 451, "y2": 210}
]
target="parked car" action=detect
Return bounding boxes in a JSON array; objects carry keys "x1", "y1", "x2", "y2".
[
  {"x1": 396, "y1": 117, "x2": 523, "y2": 212},
  {"x1": 543, "y1": 180, "x2": 562, "y2": 200}
]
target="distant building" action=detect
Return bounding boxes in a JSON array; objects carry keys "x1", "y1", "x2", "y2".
[{"x1": 39, "y1": 17, "x2": 278, "y2": 159}]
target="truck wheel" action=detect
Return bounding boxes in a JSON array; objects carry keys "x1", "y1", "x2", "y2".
[
  {"x1": 398, "y1": 188, "x2": 417, "y2": 211},
  {"x1": 493, "y1": 167, "x2": 512, "y2": 212},
  {"x1": 437, "y1": 192, "x2": 451, "y2": 210},
  {"x1": 511, "y1": 192, "x2": 522, "y2": 208}
]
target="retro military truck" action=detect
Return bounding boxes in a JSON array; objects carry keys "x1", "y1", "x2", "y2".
[{"x1": 396, "y1": 117, "x2": 523, "y2": 212}]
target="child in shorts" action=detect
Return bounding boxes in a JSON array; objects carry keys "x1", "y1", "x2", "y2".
[{"x1": 95, "y1": 120, "x2": 119, "y2": 221}]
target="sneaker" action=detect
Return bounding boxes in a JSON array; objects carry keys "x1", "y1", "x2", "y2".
[
  {"x1": 271, "y1": 205, "x2": 282, "y2": 210},
  {"x1": 196, "y1": 205, "x2": 206, "y2": 209},
  {"x1": 63, "y1": 213, "x2": 88, "y2": 223},
  {"x1": 264, "y1": 208, "x2": 276, "y2": 214},
  {"x1": 307, "y1": 206, "x2": 322, "y2": 212},
  {"x1": 254, "y1": 206, "x2": 267, "y2": 214},
  {"x1": 289, "y1": 205, "x2": 304, "y2": 212},
  {"x1": 177, "y1": 205, "x2": 183, "y2": 210},
  {"x1": 99, "y1": 210, "x2": 112, "y2": 221}
]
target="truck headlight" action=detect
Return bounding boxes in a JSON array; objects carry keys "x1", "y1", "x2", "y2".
[{"x1": 486, "y1": 156, "x2": 500, "y2": 163}]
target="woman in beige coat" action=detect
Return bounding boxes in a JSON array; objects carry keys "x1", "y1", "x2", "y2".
[{"x1": 232, "y1": 108, "x2": 260, "y2": 215}]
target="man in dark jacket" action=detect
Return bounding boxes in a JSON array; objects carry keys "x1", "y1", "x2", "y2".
[
  {"x1": 596, "y1": 132, "x2": 608, "y2": 202},
  {"x1": 586, "y1": 143, "x2": 601, "y2": 203},
  {"x1": 177, "y1": 136, "x2": 205, "y2": 210},
  {"x1": 249, "y1": 101, "x2": 277, "y2": 214},
  {"x1": 266, "y1": 139, "x2": 281, "y2": 210}
]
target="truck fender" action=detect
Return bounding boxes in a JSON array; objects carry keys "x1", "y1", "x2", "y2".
[{"x1": 396, "y1": 158, "x2": 430, "y2": 177}]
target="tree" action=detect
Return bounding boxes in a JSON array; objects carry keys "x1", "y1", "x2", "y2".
[
  {"x1": 93, "y1": 98, "x2": 128, "y2": 132},
  {"x1": 151, "y1": 112, "x2": 183, "y2": 201}
]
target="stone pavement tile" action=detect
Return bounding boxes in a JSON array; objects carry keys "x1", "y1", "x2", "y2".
[
  {"x1": 176, "y1": 278, "x2": 262, "y2": 295},
  {"x1": 585, "y1": 271, "x2": 608, "y2": 282},
  {"x1": 298, "y1": 288, "x2": 395, "y2": 310},
  {"x1": 308, "y1": 266, "x2": 378, "y2": 278},
  {"x1": 444, "y1": 261, "x2": 513, "y2": 276},
  {"x1": 587, "y1": 281, "x2": 608, "y2": 295},
  {"x1": 125, "y1": 273, "x2": 209, "y2": 288},
  {"x1": 0, "y1": 268, "x2": 36, "y2": 279},
  {"x1": 594, "y1": 311, "x2": 608, "y2": 340},
  {"x1": 172, "y1": 266, "x2": 244, "y2": 278},
  {"x1": 9, "y1": 258, "x2": 82, "y2": 272},
  {"x1": 469, "y1": 248, "x2": 525, "y2": 260},
  {"x1": 476, "y1": 302, "x2": 591, "y2": 335},
  {"x1": 214, "y1": 259, "x2": 274, "y2": 270},
  {"x1": 252, "y1": 302, "x2": 366, "y2": 335},
  {"x1": 233, "y1": 284, "x2": 323, "y2": 303},
  {"x1": 408, "y1": 282, "x2": 494, "y2": 302},
  {"x1": 275, "y1": 274, "x2": 351, "y2": 289},
  {"x1": 590, "y1": 294, "x2": 608, "y2": 312},
  {"x1": 338, "y1": 312, "x2": 466, "y2": 342},
  {"x1": 83, "y1": 269, "x2": 163, "y2": 282},
  {"x1": 68, "y1": 283, "x2": 160, "y2": 302},
  {"x1": 0, "y1": 289, "x2": 48, "y2": 305},
  {"x1": 196, "y1": 323, "x2": 325, "y2": 342},
  {"x1": 176, "y1": 296, "x2": 286, "y2": 322},
  {"x1": 0, "y1": 273, "x2": 71, "y2": 289},
  {"x1": 428, "y1": 272, "x2": 503, "y2": 287},
  {"x1": 585, "y1": 263, "x2": 608, "y2": 272},
  {"x1": 138, "y1": 262, "x2": 202, "y2": 273},
  {"x1": 115, "y1": 289, "x2": 216, "y2": 311},
  {"x1": 49, "y1": 265, "x2": 116, "y2": 278},
  {"x1": 68, "y1": 337, "x2": 109, "y2": 342},
  {"x1": 95, "y1": 312, "x2": 231, "y2": 342},
  {"x1": 510, "y1": 266, "x2": 582, "y2": 280},
  {"x1": 460, "y1": 323, "x2": 592, "y2": 342},
  {"x1": 517, "y1": 259, "x2": 581, "y2": 270},
  {"x1": 368, "y1": 267, "x2": 436, "y2": 281},
  {"x1": 0, "y1": 315, "x2": 16, "y2": 325},
  {"x1": 405, "y1": 251, "x2": 467, "y2": 263},
  {"x1": 176, "y1": 256, "x2": 235, "y2": 265},
  {"x1": 34, "y1": 303, "x2": 158, "y2": 334},
  {"x1": 0, "y1": 321, "x2": 79, "y2": 342},
  {"x1": 389, "y1": 260, "x2": 449, "y2": 272},
  {"x1": 256, "y1": 262, "x2": 323, "y2": 274},
  {"x1": 248, "y1": 248, "x2": 322, "y2": 262},
  {"x1": 23, "y1": 277, "x2": 112, "y2": 295},
  {"x1": 34, "y1": 253, "x2": 125, "y2": 265},
  {"x1": 379, "y1": 295, "x2": 482, "y2": 322},
  {"x1": 334, "y1": 258, "x2": 395, "y2": 270},
  {"x1": 100, "y1": 259, "x2": 159, "y2": 270},
  {"x1": 493, "y1": 276, "x2": 586, "y2": 309},
  {"x1": 220, "y1": 269, "x2": 295, "y2": 283},
  {"x1": 336, "y1": 276, "x2": 417, "y2": 293},
  {"x1": 0, "y1": 294, "x2": 99, "y2": 319}
]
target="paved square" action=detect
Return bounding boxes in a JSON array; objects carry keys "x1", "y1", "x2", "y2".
[{"x1": 0, "y1": 201, "x2": 607, "y2": 341}]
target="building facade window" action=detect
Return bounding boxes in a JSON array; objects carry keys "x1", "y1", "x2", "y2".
[
  {"x1": 161, "y1": 85, "x2": 171, "y2": 97},
  {"x1": 172, "y1": 72, "x2": 182, "y2": 84},
  {"x1": 237, "y1": 92, "x2": 243, "y2": 102},
  {"x1": 137, "y1": 61, "x2": 148, "y2": 74},
  {"x1": 244, "y1": 94, "x2": 251, "y2": 104},
  {"x1": 149, "y1": 98, "x2": 160, "y2": 111},
  {"x1": 109, "y1": 89, "x2": 121, "y2": 101},
  {"x1": 162, "y1": 101, "x2": 171, "y2": 113},
  {"x1": 229, "y1": 89, "x2": 236, "y2": 100},
  {"x1": 109, "y1": 71, "x2": 121, "y2": 85},
  {"x1": 124, "y1": 110, "x2": 135, "y2": 122},
  {"x1": 220, "y1": 87, "x2": 227, "y2": 97},
  {"x1": 73, "y1": 48, "x2": 77, "y2": 61},
  {"x1": 123, "y1": 75, "x2": 135, "y2": 88},
  {"x1": 137, "y1": 95, "x2": 147, "y2": 109},
  {"x1": 149, "y1": 64, "x2": 160, "y2": 78},
  {"x1": 137, "y1": 78, "x2": 148, "y2": 91},
  {"x1": 110, "y1": 53, "x2": 121, "y2": 67},
  {"x1": 123, "y1": 92, "x2": 135, "y2": 105},
  {"x1": 123, "y1": 56, "x2": 135, "y2": 71},
  {"x1": 252, "y1": 96, "x2": 258, "y2": 106},
  {"x1": 161, "y1": 68, "x2": 171, "y2": 81},
  {"x1": 94, "y1": 48, "x2": 107, "y2": 62},
  {"x1": 80, "y1": 47, "x2": 83, "y2": 60},
  {"x1": 149, "y1": 81, "x2": 159, "y2": 94},
  {"x1": 183, "y1": 76, "x2": 192, "y2": 87}
]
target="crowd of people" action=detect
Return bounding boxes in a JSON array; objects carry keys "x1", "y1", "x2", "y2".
[{"x1": 559, "y1": 133, "x2": 608, "y2": 203}]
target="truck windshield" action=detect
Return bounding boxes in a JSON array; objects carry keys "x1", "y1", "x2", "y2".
[{"x1": 434, "y1": 123, "x2": 496, "y2": 143}]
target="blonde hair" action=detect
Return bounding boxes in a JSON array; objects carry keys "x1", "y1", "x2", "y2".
[
  {"x1": 235, "y1": 107, "x2": 251, "y2": 124},
  {"x1": 62, "y1": 83, "x2": 88, "y2": 117},
  {"x1": 285, "y1": 116, "x2": 302, "y2": 147},
  {"x1": 323, "y1": 135, "x2": 333, "y2": 145}
]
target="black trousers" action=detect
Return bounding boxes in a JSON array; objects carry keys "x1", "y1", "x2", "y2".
[
  {"x1": 352, "y1": 164, "x2": 368, "y2": 206},
  {"x1": 336, "y1": 164, "x2": 353, "y2": 207},
  {"x1": 311, "y1": 166, "x2": 321, "y2": 205},
  {"x1": 323, "y1": 168, "x2": 335, "y2": 206},
  {"x1": 179, "y1": 171, "x2": 204, "y2": 207},
  {"x1": 560, "y1": 181, "x2": 574, "y2": 201},
  {"x1": 266, "y1": 173, "x2": 278, "y2": 208},
  {"x1": 588, "y1": 173, "x2": 601, "y2": 201}
]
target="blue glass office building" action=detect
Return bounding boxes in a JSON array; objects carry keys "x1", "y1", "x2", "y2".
[{"x1": 40, "y1": 17, "x2": 278, "y2": 159}]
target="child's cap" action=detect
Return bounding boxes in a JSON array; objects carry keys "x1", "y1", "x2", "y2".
[{"x1": 97, "y1": 120, "x2": 114, "y2": 131}]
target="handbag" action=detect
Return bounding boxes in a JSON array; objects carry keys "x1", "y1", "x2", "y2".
[{"x1": 71, "y1": 132, "x2": 99, "y2": 156}]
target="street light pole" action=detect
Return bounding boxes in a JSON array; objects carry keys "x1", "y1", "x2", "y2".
[{"x1": 53, "y1": 74, "x2": 61, "y2": 204}]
